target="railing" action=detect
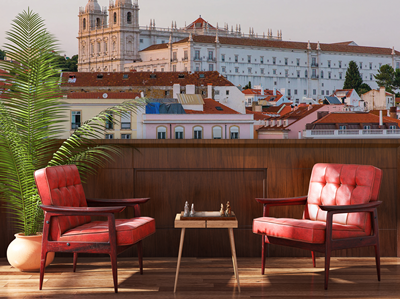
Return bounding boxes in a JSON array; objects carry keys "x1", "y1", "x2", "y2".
[
  {"x1": 305, "y1": 129, "x2": 400, "y2": 138},
  {"x1": 311, "y1": 62, "x2": 319, "y2": 67},
  {"x1": 71, "y1": 123, "x2": 81, "y2": 130},
  {"x1": 311, "y1": 74, "x2": 319, "y2": 79},
  {"x1": 207, "y1": 57, "x2": 216, "y2": 62},
  {"x1": 182, "y1": 57, "x2": 188, "y2": 62},
  {"x1": 193, "y1": 57, "x2": 202, "y2": 61},
  {"x1": 121, "y1": 123, "x2": 131, "y2": 130}
]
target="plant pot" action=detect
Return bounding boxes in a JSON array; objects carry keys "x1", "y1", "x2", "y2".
[{"x1": 6, "y1": 233, "x2": 55, "y2": 272}]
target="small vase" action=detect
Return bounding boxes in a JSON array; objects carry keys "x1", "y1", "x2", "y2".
[{"x1": 6, "y1": 233, "x2": 55, "y2": 272}]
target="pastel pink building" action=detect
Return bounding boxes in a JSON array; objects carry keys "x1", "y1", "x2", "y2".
[{"x1": 143, "y1": 98, "x2": 254, "y2": 139}]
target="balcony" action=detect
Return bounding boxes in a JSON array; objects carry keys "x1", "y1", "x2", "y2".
[
  {"x1": 311, "y1": 74, "x2": 319, "y2": 79},
  {"x1": 193, "y1": 56, "x2": 202, "y2": 61},
  {"x1": 311, "y1": 62, "x2": 319, "y2": 67},
  {"x1": 182, "y1": 57, "x2": 188, "y2": 62},
  {"x1": 71, "y1": 122, "x2": 81, "y2": 129},
  {"x1": 303, "y1": 128, "x2": 400, "y2": 138},
  {"x1": 207, "y1": 57, "x2": 216, "y2": 62}
]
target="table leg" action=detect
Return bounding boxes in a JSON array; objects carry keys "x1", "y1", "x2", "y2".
[
  {"x1": 174, "y1": 228, "x2": 186, "y2": 293},
  {"x1": 228, "y1": 228, "x2": 241, "y2": 293}
]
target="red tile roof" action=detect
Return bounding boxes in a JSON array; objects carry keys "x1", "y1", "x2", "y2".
[
  {"x1": 185, "y1": 98, "x2": 240, "y2": 114},
  {"x1": 245, "y1": 108, "x2": 271, "y2": 120},
  {"x1": 141, "y1": 35, "x2": 400, "y2": 56},
  {"x1": 65, "y1": 92, "x2": 141, "y2": 99},
  {"x1": 186, "y1": 17, "x2": 216, "y2": 30},
  {"x1": 61, "y1": 71, "x2": 234, "y2": 88},
  {"x1": 242, "y1": 89, "x2": 281, "y2": 96},
  {"x1": 313, "y1": 112, "x2": 400, "y2": 125}
]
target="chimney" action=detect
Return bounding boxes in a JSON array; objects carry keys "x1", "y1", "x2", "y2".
[
  {"x1": 273, "y1": 88, "x2": 276, "y2": 96},
  {"x1": 207, "y1": 83, "x2": 213, "y2": 99},
  {"x1": 390, "y1": 106, "x2": 397, "y2": 119},
  {"x1": 379, "y1": 110, "x2": 383, "y2": 126},
  {"x1": 173, "y1": 83, "x2": 180, "y2": 98},
  {"x1": 280, "y1": 88, "x2": 286, "y2": 96},
  {"x1": 260, "y1": 84, "x2": 264, "y2": 96}
]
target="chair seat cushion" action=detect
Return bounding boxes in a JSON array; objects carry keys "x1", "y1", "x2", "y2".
[
  {"x1": 253, "y1": 217, "x2": 368, "y2": 244},
  {"x1": 59, "y1": 217, "x2": 155, "y2": 246}
]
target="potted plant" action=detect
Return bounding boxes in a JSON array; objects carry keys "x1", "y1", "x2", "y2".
[{"x1": 0, "y1": 9, "x2": 145, "y2": 271}]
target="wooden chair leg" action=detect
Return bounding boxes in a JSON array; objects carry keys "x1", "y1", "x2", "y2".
[
  {"x1": 39, "y1": 250, "x2": 48, "y2": 290},
  {"x1": 110, "y1": 253, "x2": 118, "y2": 293},
  {"x1": 137, "y1": 241, "x2": 143, "y2": 275},
  {"x1": 73, "y1": 253, "x2": 78, "y2": 272},
  {"x1": 324, "y1": 250, "x2": 331, "y2": 290},
  {"x1": 311, "y1": 251, "x2": 316, "y2": 268},
  {"x1": 261, "y1": 236, "x2": 266, "y2": 275},
  {"x1": 374, "y1": 244, "x2": 381, "y2": 281}
]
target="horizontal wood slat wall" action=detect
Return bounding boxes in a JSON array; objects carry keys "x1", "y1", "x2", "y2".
[{"x1": 1, "y1": 139, "x2": 399, "y2": 258}]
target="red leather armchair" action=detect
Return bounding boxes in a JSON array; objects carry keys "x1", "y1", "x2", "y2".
[
  {"x1": 253, "y1": 163, "x2": 382, "y2": 289},
  {"x1": 34, "y1": 165, "x2": 156, "y2": 293}
]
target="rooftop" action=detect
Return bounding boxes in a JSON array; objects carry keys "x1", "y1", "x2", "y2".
[
  {"x1": 185, "y1": 98, "x2": 240, "y2": 114},
  {"x1": 313, "y1": 112, "x2": 400, "y2": 125}
]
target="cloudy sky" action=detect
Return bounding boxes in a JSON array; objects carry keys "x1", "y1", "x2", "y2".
[{"x1": 1, "y1": 0, "x2": 398, "y2": 57}]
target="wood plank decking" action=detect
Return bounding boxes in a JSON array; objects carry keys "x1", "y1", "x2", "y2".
[{"x1": 1, "y1": 257, "x2": 399, "y2": 298}]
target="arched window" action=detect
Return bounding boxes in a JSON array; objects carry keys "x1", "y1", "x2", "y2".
[
  {"x1": 193, "y1": 126, "x2": 202, "y2": 139},
  {"x1": 113, "y1": 12, "x2": 117, "y2": 24},
  {"x1": 97, "y1": 42, "x2": 101, "y2": 53},
  {"x1": 83, "y1": 18, "x2": 86, "y2": 30},
  {"x1": 175, "y1": 126, "x2": 184, "y2": 139},
  {"x1": 96, "y1": 18, "x2": 101, "y2": 28},
  {"x1": 212, "y1": 126, "x2": 222, "y2": 139},
  {"x1": 104, "y1": 42, "x2": 107, "y2": 52},
  {"x1": 157, "y1": 126, "x2": 167, "y2": 139},
  {"x1": 127, "y1": 12, "x2": 132, "y2": 24},
  {"x1": 230, "y1": 126, "x2": 239, "y2": 139}
]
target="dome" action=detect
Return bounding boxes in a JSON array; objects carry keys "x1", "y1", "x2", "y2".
[
  {"x1": 85, "y1": 0, "x2": 101, "y2": 13},
  {"x1": 115, "y1": 0, "x2": 133, "y2": 6}
]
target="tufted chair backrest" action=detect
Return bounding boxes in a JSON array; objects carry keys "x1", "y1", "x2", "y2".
[
  {"x1": 34, "y1": 165, "x2": 91, "y2": 241},
  {"x1": 305, "y1": 163, "x2": 382, "y2": 234}
]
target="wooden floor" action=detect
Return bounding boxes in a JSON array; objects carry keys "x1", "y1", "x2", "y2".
[{"x1": 0, "y1": 257, "x2": 399, "y2": 298}]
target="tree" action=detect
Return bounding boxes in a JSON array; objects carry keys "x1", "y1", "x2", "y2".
[
  {"x1": 393, "y1": 68, "x2": 400, "y2": 91},
  {"x1": 374, "y1": 64, "x2": 395, "y2": 93},
  {"x1": 0, "y1": 9, "x2": 144, "y2": 235},
  {"x1": 243, "y1": 81, "x2": 252, "y2": 90},
  {"x1": 343, "y1": 61, "x2": 362, "y2": 92},
  {"x1": 0, "y1": 49, "x2": 5, "y2": 60},
  {"x1": 53, "y1": 54, "x2": 78, "y2": 72},
  {"x1": 358, "y1": 83, "x2": 372, "y2": 96}
]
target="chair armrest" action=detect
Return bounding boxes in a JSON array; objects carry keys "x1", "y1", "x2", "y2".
[
  {"x1": 86, "y1": 197, "x2": 150, "y2": 206},
  {"x1": 40, "y1": 204, "x2": 125, "y2": 216},
  {"x1": 319, "y1": 201, "x2": 382, "y2": 214},
  {"x1": 255, "y1": 196, "x2": 307, "y2": 206}
]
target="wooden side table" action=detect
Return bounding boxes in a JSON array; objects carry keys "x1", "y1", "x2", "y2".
[{"x1": 173, "y1": 212, "x2": 241, "y2": 293}]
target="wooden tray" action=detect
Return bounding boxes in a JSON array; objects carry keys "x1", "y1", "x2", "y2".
[{"x1": 180, "y1": 211, "x2": 236, "y2": 220}]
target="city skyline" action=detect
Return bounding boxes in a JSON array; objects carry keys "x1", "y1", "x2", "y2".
[{"x1": 0, "y1": 0, "x2": 399, "y2": 57}]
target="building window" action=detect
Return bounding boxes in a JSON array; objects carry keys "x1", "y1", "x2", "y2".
[
  {"x1": 328, "y1": 60, "x2": 331, "y2": 67},
  {"x1": 339, "y1": 61, "x2": 342, "y2": 68},
  {"x1": 226, "y1": 90, "x2": 229, "y2": 95},
  {"x1": 104, "y1": 42, "x2": 107, "y2": 52},
  {"x1": 113, "y1": 12, "x2": 117, "y2": 24},
  {"x1": 221, "y1": 54, "x2": 225, "y2": 62},
  {"x1": 173, "y1": 65, "x2": 176, "y2": 72},
  {"x1": 321, "y1": 70, "x2": 324, "y2": 78},
  {"x1": 328, "y1": 72, "x2": 331, "y2": 79},
  {"x1": 83, "y1": 18, "x2": 86, "y2": 30},
  {"x1": 105, "y1": 111, "x2": 113, "y2": 129},
  {"x1": 140, "y1": 39, "x2": 143, "y2": 43},
  {"x1": 273, "y1": 69, "x2": 277, "y2": 75},
  {"x1": 285, "y1": 58, "x2": 288, "y2": 65},
  {"x1": 175, "y1": 126, "x2": 184, "y2": 139},
  {"x1": 121, "y1": 134, "x2": 131, "y2": 139},
  {"x1": 208, "y1": 51, "x2": 214, "y2": 60},
  {"x1": 287, "y1": 89, "x2": 291, "y2": 96},
  {"x1": 235, "y1": 67, "x2": 239, "y2": 73},
  {"x1": 339, "y1": 125, "x2": 346, "y2": 130},
  {"x1": 121, "y1": 112, "x2": 131, "y2": 129},
  {"x1": 230, "y1": 126, "x2": 239, "y2": 139},
  {"x1": 296, "y1": 58, "x2": 300, "y2": 66},
  {"x1": 261, "y1": 68, "x2": 264, "y2": 74},
  {"x1": 370, "y1": 73, "x2": 373, "y2": 80},
  {"x1": 248, "y1": 55, "x2": 251, "y2": 63},
  {"x1": 193, "y1": 126, "x2": 202, "y2": 139},
  {"x1": 157, "y1": 126, "x2": 167, "y2": 139},
  {"x1": 105, "y1": 134, "x2": 113, "y2": 139},
  {"x1": 209, "y1": 64, "x2": 214, "y2": 71},
  {"x1": 184, "y1": 50, "x2": 188, "y2": 60},
  {"x1": 97, "y1": 42, "x2": 101, "y2": 53},
  {"x1": 71, "y1": 111, "x2": 81, "y2": 129},
  {"x1": 248, "y1": 67, "x2": 252, "y2": 74},
  {"x1": 285, "y1": 69, "x2": 288, "y2": 77},
  {"x1": 194, "y1": 50, "x2": 200, "y2": 60},
  {"x1": 260, "y1": 56, "x2": 264, "y2": 64},
  {"x1": 212, "y1": 126, "x2": 222, "y2": 139},
  {"x1": 195, "y1": 65, "x2": 200, "y2": 72},
  {"x1": 312, "y1": 69, "x2": 317, "y2": 78},
  {"x1": 222, "y1": 66, "x2": 226, "y2": 73},
  {"x1": 294, "y1": 89, "x2": 298, "y2": 95},
  {"x1": 305, "y1": 70, "x2": 308, "y2": 78},
  {"x1": 304, "y1": 90, "x2": 307, "y2": 95},
  {"x1": 369, "y1": 62, "x2": 373, "y2": 70},
  {"x1": 364, "y1": 125, "x2": 371, "y2": 130},
  {"x1": 321, "y1": 90, "x2": 325, "y2": 95},
  {"x1": 127, "y1": 12, "x2": 132, "y2": 24},
  {"x1": 359, "y1": 62, "x2": 362, "y2": 69},
  {"x1": 297, "y1": 70, "x2": 300, "y2": 78},
  {"x1": 326, "y1": 90, "x2": 329, "y2": 95},
  {"x1": 339, "y1": 72, "x2": 343, "y2": 79},
  {"x1": 272, "y1": 57, "x2": 276, "y2": 65},
  {"x1": 234, "y1": 55, "x2": 239, "y2": 62},
  {"x1": 172, "y1": 52, "x2": 177, "y2": 61},
  {"x1": 313, "y1": 89, "x2": 316, "y2": 95}
]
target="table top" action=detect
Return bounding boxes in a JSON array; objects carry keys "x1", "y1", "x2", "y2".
[{"x1": 175, "y1": 213, "x2": 238, "y2": 229}]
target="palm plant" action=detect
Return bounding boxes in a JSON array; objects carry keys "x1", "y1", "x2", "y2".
[{"x1": 0, "y1": 9, "x2": 145, "y2": 236}]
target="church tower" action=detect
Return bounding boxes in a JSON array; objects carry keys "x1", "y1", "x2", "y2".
[{"x1": 77, "y1": 0, "x2": 140, "y2": 72}]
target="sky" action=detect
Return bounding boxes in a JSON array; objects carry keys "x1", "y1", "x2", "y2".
[{"x1": 1, "y1": 0, "x2": 399, "y2": 57}]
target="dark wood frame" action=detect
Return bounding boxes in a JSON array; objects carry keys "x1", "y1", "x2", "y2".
[
  {"x1": 39, "y1": 197, "x2": 151, "y2": 293},
  {"x1": 256, "y1": 197, "x2": 382, "y2": 289}
]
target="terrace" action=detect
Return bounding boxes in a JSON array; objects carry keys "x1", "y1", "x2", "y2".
[{"x1": 1, "y1": 139, "x2": 400, "y2": 297}]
